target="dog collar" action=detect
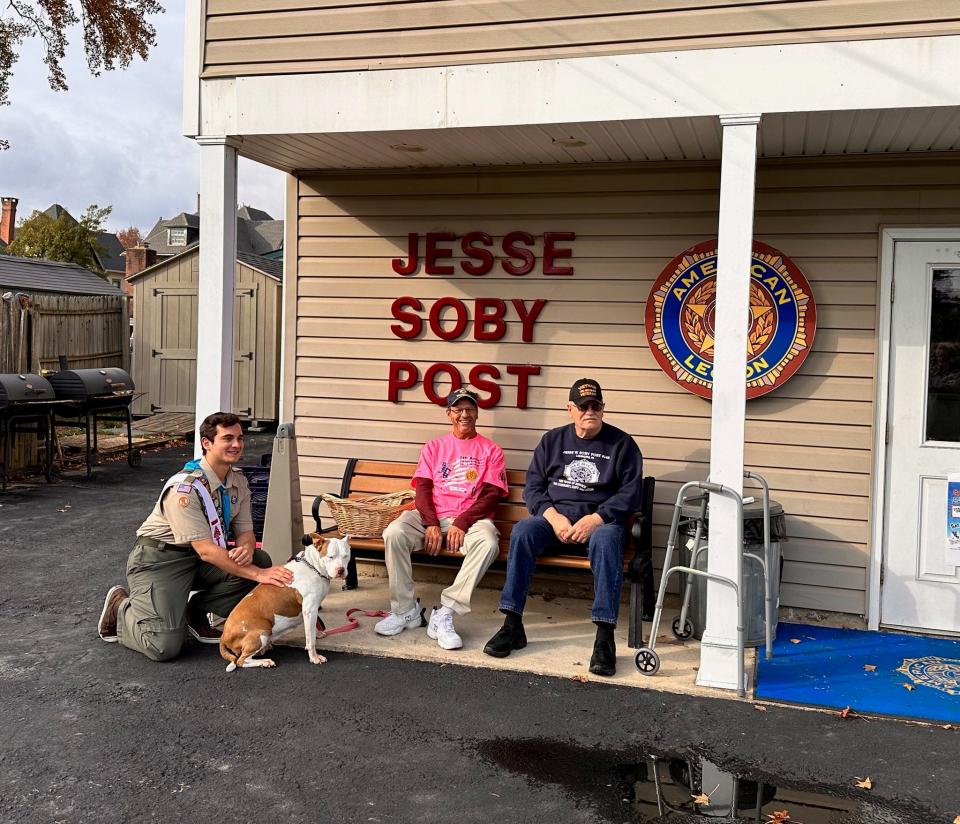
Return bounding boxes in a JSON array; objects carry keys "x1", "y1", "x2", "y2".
[{"x1": 294, "y1": 550, "x2": 330, "y2": 580}]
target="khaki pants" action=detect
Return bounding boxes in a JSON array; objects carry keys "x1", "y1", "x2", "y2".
[
  {"x1": 382, "y1": 510, "x2": 499, "y2": 615},
  {"x1": 117, "y1": 539, "x2": 271, "y2": 662}
]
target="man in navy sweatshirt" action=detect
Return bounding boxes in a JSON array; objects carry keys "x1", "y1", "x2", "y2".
[{"x1": 483, "y1": 378, "x2": 643, "y2": 676}]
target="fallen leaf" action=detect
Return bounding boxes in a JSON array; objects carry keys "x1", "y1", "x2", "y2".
[
  {"x1": 854, "y1": 777, "x2": 873, "y2": 790},
  {"x1": 838, "y1": 706, "x2": 853, "y2": 719},
  {"x1": 572, "y1": 661, "x2": 582, "y2": 666},
  {"x1": 863, "y1": 664, "x2": 877, "y2": 672},
  {"x1": 789, "y1": 638, "x2": 802, "y2": 644},
  {"x1": 541, "y1": 593, "x2": 556, "y2": 602},
  {"x1": 754, "y1": 704, "x2": 768, "y2": 712},
  {"x1": 943, "y1": 724, "x2": 954, "y2": 730},
  {"x1": 902, "y1": 683, "x2": 915, "y2": 691},
  {"x1": 767, "y1": 812, "x2": 792, "y2": 824},
  {"x1": 691, "y1": 784, "x2": 721, "y2": 805},
  {"x1": 570, "y1": 674, "x2": 588, "y2": 683}
]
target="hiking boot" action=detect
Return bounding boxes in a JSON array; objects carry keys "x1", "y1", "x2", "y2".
[
  {"x1": 97, "y1": 585, "x2": 128, "y2": 642},
  {"x1": 427, "y1": 607, "x2": 462, "y2": 650},
  {"x1": 374, "y1": 600, "x2": 424, "y2": 637},
  {"x1": 589, "y1": 639, "x2": 617, "y2": 677},
  {"x1": 187, "y1": 609, "x2": 223, "y2": 645},
  {"x1": 483, "y1": 621, "x2": 527, "y2": 658}
]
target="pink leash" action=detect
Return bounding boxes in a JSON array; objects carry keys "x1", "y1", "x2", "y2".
[{"x1": 317, "y1": 608, "x2": 390, "y2": 638}]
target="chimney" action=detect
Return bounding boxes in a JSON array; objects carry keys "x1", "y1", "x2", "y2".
[
  {"x1": 125, "y1": 241, "x2": 158, "y2": 278},
  {"x1": 1, "y1": 197, "x2": 18, "y2": 245}
]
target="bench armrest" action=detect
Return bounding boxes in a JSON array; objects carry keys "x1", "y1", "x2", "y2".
[{"x1": 311, "y1": 493, "x2": 341, "y2": 535}]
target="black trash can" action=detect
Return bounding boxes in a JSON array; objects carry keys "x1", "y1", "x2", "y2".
[{"x1": 681, "y1": 499, "x2": 787, "y2": 647}]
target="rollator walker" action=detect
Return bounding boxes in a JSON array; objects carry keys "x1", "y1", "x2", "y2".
[{"x1": 634, "y1": 471, "x2": 776, "y2": 698}]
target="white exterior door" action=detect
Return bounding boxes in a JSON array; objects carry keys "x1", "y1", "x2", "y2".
[{"x1": 882, "y1": 240, "x2": 960, "y2": 634}]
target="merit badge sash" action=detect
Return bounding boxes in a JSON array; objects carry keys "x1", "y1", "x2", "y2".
[{"x1": 161, "y1": 471, "x2": 227, "y2": 548}]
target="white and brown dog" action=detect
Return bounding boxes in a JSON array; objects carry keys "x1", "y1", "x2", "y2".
[{"x1": 219, "y1": 535, "x2": 351, "y2": 672}]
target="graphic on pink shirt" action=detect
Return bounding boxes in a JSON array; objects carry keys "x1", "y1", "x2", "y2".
[{"x1": 414, "y1": 433, "x2": 507, "y2": 519}]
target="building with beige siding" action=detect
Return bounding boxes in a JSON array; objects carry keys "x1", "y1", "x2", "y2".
[{"x1": 181, "y1": 0, "x2": 960, "y2": 691}]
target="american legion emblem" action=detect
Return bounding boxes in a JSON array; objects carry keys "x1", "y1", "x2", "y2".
[
  {"x1": 645, "y1": 240, "x2": 816, "y2": 400},
  {"x1": 897, "y1": 656, "x2": 960, "y2": 696}
]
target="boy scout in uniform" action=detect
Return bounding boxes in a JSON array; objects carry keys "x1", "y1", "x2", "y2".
[{"x1": 97, "y1": 411, "x2": 293, "y2": 662}]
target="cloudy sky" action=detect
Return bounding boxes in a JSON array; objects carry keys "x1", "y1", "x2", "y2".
[{"x1": 2, "y1": 4, "x2": 284, "y2": 234}]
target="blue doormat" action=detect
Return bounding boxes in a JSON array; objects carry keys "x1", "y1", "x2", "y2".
[{"x1": 755, "y1": 622, "x2": 960, "y2": 723}]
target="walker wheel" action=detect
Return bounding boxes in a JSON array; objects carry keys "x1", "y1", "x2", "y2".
[
  {"x1": 634, "y1": 648, "x2": 660, "y2": 676},
  {"x1": 671, "y1": 616, "x2": 694, "y2": 640}
]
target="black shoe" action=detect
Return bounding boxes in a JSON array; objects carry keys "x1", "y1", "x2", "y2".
[
  {"x1": 186, "y1": 608, "x2": 223, "y2": 645},
  {"x1": 589, "y1": 639, "x2": 617, "y2": 676},
  {"x1": 483, "y1": 623, "x2": 527, "y2": 658}
]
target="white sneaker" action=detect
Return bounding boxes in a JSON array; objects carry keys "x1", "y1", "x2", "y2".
[
  {"x1": 374, "y1": 600, "x2": 423, "y2": 636},
  {"x1": 427, "y1": 606, "x2": 463, "y2": 650}
]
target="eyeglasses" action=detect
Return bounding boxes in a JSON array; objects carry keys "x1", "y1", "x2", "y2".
[{"x1": 574, "y1": 401, "x2": 603, "y2": 412}]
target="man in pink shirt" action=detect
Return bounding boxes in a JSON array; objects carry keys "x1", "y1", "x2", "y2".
[{"x1": 375, "y1": 388, "x2": 508, "y2": 650}]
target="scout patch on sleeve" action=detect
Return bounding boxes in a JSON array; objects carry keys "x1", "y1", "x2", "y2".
[
  {"x1": 178, "y1": 496, "x2": 190, "y2": 507},
  {"x1": 177, "y1": 483, "x2": 193, "y2": 493}
]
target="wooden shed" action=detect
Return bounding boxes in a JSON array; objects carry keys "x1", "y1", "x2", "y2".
[{"x1": 129, "y1": 245, "x2": 281, "y2": 426}]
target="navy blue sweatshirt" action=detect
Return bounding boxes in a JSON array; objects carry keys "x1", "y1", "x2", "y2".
[{"x1": 523, "y1": 422, "x2": 643, "y2": 525}]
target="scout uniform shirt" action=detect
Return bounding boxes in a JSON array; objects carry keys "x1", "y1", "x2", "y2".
[{"x1": 136, "y1": 458, "x2": 254, "y2": 547}]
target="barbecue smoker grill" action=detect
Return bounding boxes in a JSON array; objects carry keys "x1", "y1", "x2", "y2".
[
  {"x1": 0, "y1": 373, "x2": 57, "y2": 491},
  {"x1": 49, "y1": 368, "x2": 141, "y2": 477}
]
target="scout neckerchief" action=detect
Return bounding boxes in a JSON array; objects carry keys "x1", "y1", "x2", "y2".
[
  {"x1": 157, "y1": 460, "x2": 230, "y2": 548},
  {"x1": 183, "y1": 458, "x2": 232, "y2": 533}
]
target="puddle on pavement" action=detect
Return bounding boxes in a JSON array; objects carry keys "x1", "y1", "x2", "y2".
[{"x1": 476, "y1": 738, "x2": 927, "y2": 824}]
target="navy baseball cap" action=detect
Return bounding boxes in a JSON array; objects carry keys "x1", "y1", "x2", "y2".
[
  {"x1": 569, "y1": 378, "x2": 603, "y2": 406},
  {"x1": 446, "y1": 388, "x2": 479, "y2": 407}
]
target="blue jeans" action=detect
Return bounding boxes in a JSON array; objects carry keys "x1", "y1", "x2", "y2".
[{"x1": 498, "y1": 516, "x2": 626, "y2": 625}]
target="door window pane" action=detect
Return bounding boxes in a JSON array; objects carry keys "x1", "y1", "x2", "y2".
[{"x1": 927, "y1": 267, "x2": 960, "y2": 441}]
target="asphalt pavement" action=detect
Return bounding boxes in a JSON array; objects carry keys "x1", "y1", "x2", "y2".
[{"x1": 0, "y1": 438, "x2": 957, "y2": 823}]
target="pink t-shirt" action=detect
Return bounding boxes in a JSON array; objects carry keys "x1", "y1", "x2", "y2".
[{"x1": 413, "y1": 432, "x2": 508, "y2": 519}]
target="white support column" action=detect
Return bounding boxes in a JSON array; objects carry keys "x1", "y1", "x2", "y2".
[
  {"x1": 194, "y1": 136, "x2": 241, "y2": 455},
  {"x1": 696, "y1": 114, "x2": 760, "y2": 692}
]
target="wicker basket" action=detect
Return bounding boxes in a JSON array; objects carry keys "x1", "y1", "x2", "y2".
[{"x1": 319, "y1": 490, "x2": 414, "y2": 538}]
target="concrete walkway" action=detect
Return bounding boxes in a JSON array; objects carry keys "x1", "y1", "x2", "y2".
[{"x1": 285, "y1": 570, "x2": 749, "y2": 697}]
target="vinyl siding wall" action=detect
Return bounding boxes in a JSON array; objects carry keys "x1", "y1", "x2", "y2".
[
  {"x1": 291, "y1": 155, "x2": 960, "y2": 617},
  {"x1": 202, "y1": 0, "x2": 960, "y2": 78}
]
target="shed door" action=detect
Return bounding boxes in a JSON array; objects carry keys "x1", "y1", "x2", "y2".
[
  {"x1": 152, "y1": 287, "x2": 197, "y2": 413},
  {"x1": 882, "y1": 241, "x2": 960, "y2": 635},
  {"x1": 150, "y1": 285, "x2": 258, "y2": 418},
  {"x1": 233, "y1": 285, "x2": 258, "y2": 418}
]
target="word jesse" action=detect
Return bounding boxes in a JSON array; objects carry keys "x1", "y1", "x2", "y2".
[
  {"x1": 391, "y1": 231, "x2": 576, "y2": 276},
  {"x1": 388, "y1": 361, "x2": 541, "y2": 408},
  {"x1": 390, "y1": 297, "x2": 547, "y2": 342}
]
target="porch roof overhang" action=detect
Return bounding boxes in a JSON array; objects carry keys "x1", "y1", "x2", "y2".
[
  {"x1": 235, "y1": 106, "x2": 960, "y2": 173},
  {"x1": 190, "y1": 35, "x2": 960, "y2": 173}
]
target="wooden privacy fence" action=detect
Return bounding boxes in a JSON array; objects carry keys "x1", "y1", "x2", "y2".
[{"x1": 0, "y1": 291, "x2": 128, "y2": 473}]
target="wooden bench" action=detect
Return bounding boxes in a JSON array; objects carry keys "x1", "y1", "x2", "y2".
[{"x1": 312, "y1": 459, "x2": 656, "y2": 648}]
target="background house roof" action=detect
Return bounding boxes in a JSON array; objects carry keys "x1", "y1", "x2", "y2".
[
  {"x1": 0, "y1": 256, "x2": 125, "y2": 296},
  {"x1": 143, "y1": 207, "x2": 283, "y2": 259},
  {"x1": 94, "y1": 231, "x2": 126, "y2": 273}
]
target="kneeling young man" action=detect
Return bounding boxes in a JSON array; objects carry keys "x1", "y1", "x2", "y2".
[
  {"x1": 97, "y1": 412, "x2": 293, "y2": 661},
  {"x1": 484, "y1": 379, "x2": 643, "y2": 676},
  {"x1": 375, "y1": 388, "x2": 508, "y2": 649}
]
